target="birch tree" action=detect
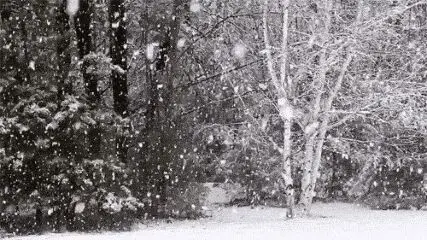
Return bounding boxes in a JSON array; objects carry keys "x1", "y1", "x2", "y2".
[
  {"x1": 263, "y1": 0, "x2": 295, "y2": 217},
  {"x1": 297, "y1": 0, "x2": 365, "y2": 213},
  {"x1": 295, "y1": 0, "x2": 427, "y2": 212},
  {"x1": 262, "y1": 0, "x2": 367, "y2": 215}
]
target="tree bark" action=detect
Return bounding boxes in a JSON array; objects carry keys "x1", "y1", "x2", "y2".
[
  {"x1": 75, "y1": 0, "x2": 98, "y2": 103},
  {"x1": 56, "y1": 0, "x2": 72, "y2": 101},
  {"x1": 306, "y1": 53, "x2": 353, "y2": 207},
  {"x1": 110, "y1": 0, "x2": 129, "y2": 162},
  {"x1": 298, "y1": 0, "x2": 361, "y2": 214},
  {"x1": 75, "y1": 0, "x2": 101, "y2": 157},
  {"x1": 141, "y1": 0, "x2": 189, "y2": 217},
  {"x1": 299, "y1": 133, "x2": 316, "y2": 213},
  {"x1": 263, "y1": 0, "x2": 295, "y2": 218},
  {"x1": 296, "y1": 0, "x2": 332, "y2": 215}
]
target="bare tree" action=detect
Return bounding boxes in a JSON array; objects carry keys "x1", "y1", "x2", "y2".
[{"x1": 263, "y1": 0, "x2": 295, "y2": 218}]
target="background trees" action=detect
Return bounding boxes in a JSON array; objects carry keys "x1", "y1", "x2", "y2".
[{"x1": 0, "y1": 0, "x2": 426, "y2": 233}]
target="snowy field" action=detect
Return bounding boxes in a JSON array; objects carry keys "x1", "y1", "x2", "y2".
[{"x1": 8, "y1": 203, "x2": 427, "y2": 240}]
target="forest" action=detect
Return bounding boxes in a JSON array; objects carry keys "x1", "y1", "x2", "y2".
[{"x1": 0, "y1": 0, "x2": 426, "y2": 236}]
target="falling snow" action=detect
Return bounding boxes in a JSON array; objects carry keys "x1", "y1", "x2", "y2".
[
  {"x1": 1, "y1": 0, "x2": 426, "y2": 239},
  {"x1": 28, "y1": 61, "x2": 35, "y2": 70},
  {"x1": 177, "y1": 38, "x2": 186, "y2": 49}
]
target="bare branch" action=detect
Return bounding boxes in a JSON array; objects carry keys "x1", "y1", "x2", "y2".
[{"x1": 262, "y1": 0, "x2": 284, "y2": 97}]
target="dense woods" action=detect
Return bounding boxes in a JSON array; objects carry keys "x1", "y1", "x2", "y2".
[{"x1": 0, "y1": 0, "x2": 426, "y2": 235}]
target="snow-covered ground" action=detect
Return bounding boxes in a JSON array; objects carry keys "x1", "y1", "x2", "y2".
[{"x1": 8, "y1": 203, "x2": 427, "y2": 240}]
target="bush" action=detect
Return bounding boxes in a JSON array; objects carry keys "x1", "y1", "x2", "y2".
[
  {"x1": 193, "y1": 123, "x2": 287, "y2": 207},
  {"x1": 0, "y1": 94, "x2": 144, "y2": 233},
  {"x1": 364, "y1": 194, "x2": 426, "y2": 210},
  {"x1": 361, "y1": 161, "x2": 426, "y2": 210},
  {"x1": 0, "y1": 156, "x2": 144, "y2": 233},
  {"x1": 165, "y1": 182, "x2": 208, "y2": 219}
]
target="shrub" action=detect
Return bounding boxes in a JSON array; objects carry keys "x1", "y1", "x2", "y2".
[
  {"x1": 362, "y1": 161, "x2": 426, "y2": 210},
  {"x1": 0, "y1": 94, "x2": 143, "y2": 233},
  {"x1": 193, "y1": 123, "x2": 287, "y2": 207},
  {"x1": 165, "y1": 182, "x2": 208, "y2": 219}
]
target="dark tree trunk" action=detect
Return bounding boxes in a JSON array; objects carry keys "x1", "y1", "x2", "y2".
[
  {"x1": 143, "y1": 0, "x2": 189, "y2": 217},
  {"x1": 144, "y1": 0, "x2": 186, "y2": 133},
  {"x1": 56, "y1": 0, "x2": 72, "y2": 101},
  {"x1": 110, "y1": 0, "x2": 129, "y2": 162},
  {"x1": 35, "y1": 207, "x2": 43, "y2": 233},
  {"x1": 1, "y1": 1, "x2": 31, "y2": 85},
  {"x1": 75, "y1": 0, "x2": 101, "y2": 157},
  {"x1": 75, "y1": 0, "x2": 99, "y2": 103},
  {"x1": 143, "y1": 2, "x2": 158, "y2": 144}
]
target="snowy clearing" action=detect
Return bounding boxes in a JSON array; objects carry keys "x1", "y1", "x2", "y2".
[{"x1": 8, "y1": 203, "x2": 427, "y2": 240}]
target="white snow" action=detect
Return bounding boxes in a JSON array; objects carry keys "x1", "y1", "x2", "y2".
[
  {"x1": 203, "y1": 183, "x2": 230, "y2": 205},
  {"x1": 190, "y1": 0, "x2": 202, "y2": 13},
  {"x1": 66, "y1": 0, "x2": 79, "y2": 17},
  {"x1": 278, "y1": 97, "x2": 293, "y2": 119},
  {"x1": 74, "y1": 202, "x2": 85, "y2": 214},
  {"x1": 111, "y1": 22, "x2": 120, "y2": 29},
  {"x1": 232, "y1": 43, "x2": 248, "y2": 59},
  {"x1": 146, "y1": 43, "x2": 158, "y2": 60},
  {"x1": 177, "y1": 38, "x2": 186, "y2": 49},
  {"x1": 7, "y1": 203, "x2": 427, "y2": 240},
  {"x1": 258, "y1": 83, "x2": 268, "y2": 90},
  {"x1": 29, "y1": 61, "x2": 35, "y2": 70},
  {"x1": 304, "y1": 121, "x2": 319, "y2": 135}
]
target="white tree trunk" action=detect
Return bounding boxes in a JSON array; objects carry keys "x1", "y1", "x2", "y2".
[
  {"x1": 298, "y1": 0, "x2": 363, "y2": 213},
  {"x1": 263, "y1": 0, "x2": 294, "y2": 218},
  {"x1": 281, "y1": 103, "x2": 294, "y2": 217},
  {"x1": 298, "y1": 133, "x2": 316, "y2": 213},
  {"x1": 279, "y1": 0, "x2": 294, "y2": 218},
  {"x1": 298, "y1": 0, "x2": 332, "y2": 214},
  {"x1": 306, "y1": 54, "x2": 353, "y2": 208}
]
